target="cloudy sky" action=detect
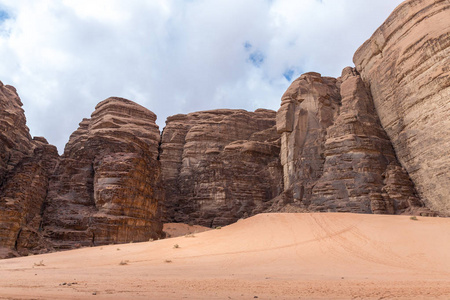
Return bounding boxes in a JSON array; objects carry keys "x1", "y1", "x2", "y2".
[{"x1": 0, "y1": 0, "x2": 403, "y2": 152}]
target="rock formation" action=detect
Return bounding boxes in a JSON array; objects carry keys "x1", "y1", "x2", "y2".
[
  {"x1": 310, "y1": 67, "x2": 427, "y2": 214},
  {"x1": 42, "y1": 98, "x2": 164, "y2": 250},
  {"x1": 0, "y1": 82, "x2": 34, "y2": 180},
  {"x1": 276, "y1": 72, "x2": 341, "y2": 206},
  {"x1": 354, "y1": 0, "x2": 450, "y2": 215},
  {"x1": 276, "y1": 68, "x2": 430, "y2": 215},
  {"x1": 0, "y1": 82, "x2": 59, "y2": 258},
  {"x1": 0, "y1": 0, "x2": 449, "y2": 259},
  {"x1": 160, "y1": 109, "x2": 283, "y2": 227}
]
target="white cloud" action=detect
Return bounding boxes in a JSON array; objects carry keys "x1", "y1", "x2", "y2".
[{"x1": 0, "y1": 0, "x2": 404, "y2": 152}]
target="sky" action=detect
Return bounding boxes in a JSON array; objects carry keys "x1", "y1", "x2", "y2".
[{"x1": 0, "y1": 0, "x2": 404, "y2": 153}]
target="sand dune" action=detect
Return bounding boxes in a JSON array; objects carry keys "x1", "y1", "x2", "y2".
[{"x1": 0, "y1": 213, "x2": 449, "y2": 299}]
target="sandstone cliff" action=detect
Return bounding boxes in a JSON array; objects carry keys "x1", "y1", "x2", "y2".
[
  {"x1": 160, "y1": 109, "x2": 283, "y2": 227},
  {"x1": 276, "y1": 72, "x2": 341, "y2": 206},
  {"x1": 310, "y1": 67, "x2": 426, "y2": 214},
  {"x1": 42, "y1": 98, "x2": 164, "y2": 250},
  {"x1": 1, "y1": 0, "x2": 449, "y2": 259},
  {"x1": 0, "y1": 82, "x2": 59, "y2": 258},
  {"x1": 276, "y1": 68, "x2": 430, "y2": 215},
  {"x1": 354, "y1": 0, "x2": 450, "y2": 215},
  {"x1": 0, "y1": 82, "x2": 33, "y2": 180}
]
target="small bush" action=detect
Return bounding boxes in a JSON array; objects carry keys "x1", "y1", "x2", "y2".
[
  {"x1": 119, "y1": 260, "x2": 129, "y2": 265},
  {"x1": 215, "y1": 226, "x2": 222, "y2": 230},
  {"x1": 173, "y1": 244, "x2": 180, "y2": 249},
  {"x1": 34, "y1": 260, "x2": 45, "y2": 267},
  {"x1": 164, "y1": 259, "x2": 172, "y2": 263},
  {"x1": 410, "y1": 216, "x2": 418, "y2": 221}
]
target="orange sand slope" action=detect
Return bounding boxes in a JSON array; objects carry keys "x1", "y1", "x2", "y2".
[
  {"x1": 163, "y1": 222, "x2": 211, "y2": 238},
  {"x1": 1, "y1": 213, "x2": 449, "y2": 299}
]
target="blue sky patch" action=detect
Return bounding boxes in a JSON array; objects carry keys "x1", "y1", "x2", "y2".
[
  {"x1": 0, "y1": 10, "x2": 10, "y2": 23},
  {"x1": 283, "y1": 69, "x2": 295, "y2": 81},
  {"x1": 248, "y1": 51, "x2": 265, "y2": 68},
  {"x1": 244, "y1": 42, "x2": 265, "y2": 68},
  {"x1": 283, "y1": 68, "x2": 301, "y2": 82}
]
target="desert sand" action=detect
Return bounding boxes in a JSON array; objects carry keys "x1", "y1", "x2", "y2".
[
  {"x1": 163, "y1": 223, "x2": 211, "y2": 238},
  {"x1": 0, "y1": 213, "x2": 449, "y2": 299}
]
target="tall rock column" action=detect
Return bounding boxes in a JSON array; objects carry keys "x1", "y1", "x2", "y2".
[
  {"x1": 276, "y1": 69, "x2": 430, "y2": 215},
  {"x1": 354, "y1": 0, "x2": 450, "y2": 215},
  {"x1": 43, "y1": 98, "x2": 164, "y2": 249},
  {"x1": 310, "y1": 67, "x2": 426, "y2": 214},
  {"x1": 0, "y1": 82, "x2": 59, "y2": 258},
  {"x1": 276, "y1": 72, "x2": 341, "y2": 206}
]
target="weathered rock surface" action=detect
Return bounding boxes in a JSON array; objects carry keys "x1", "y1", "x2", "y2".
[
  {"x1": 42, "y1": 98, "x2": 164, "y2": 250},
  {"x1": 1, "y1": 139, "x2": 59, "y2": 257},
  {"x1": 0, "y1": 82, "x2": 34, "y2": 182},
  {"x1": 0, "y1": 82, "x2": 59, "y2": 258},
  {"x1": 276, "y1": 72, "x2": 341, "y2": 206},
  {"x1": 354, "y1": 0, "x2": 450, "y2": 215},
  {"x1": 277, "y1": 69, "x2": 430, "y2": 215},
  {"x1": 160, "y1": 109, "x2": 283, "y2": 227},
  {"x1": 310, "y1": 67, "x2": 427, "y2": 215},
  {"x1": 1, "y1": 0, "x2": 449, "y2": 258}
]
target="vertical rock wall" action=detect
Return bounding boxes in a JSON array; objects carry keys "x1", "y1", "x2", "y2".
[
  {"x1": 354, "y1": 0, "x2": 450, "y2": 215},
  {"x1": 277, "y1": 69, "x2": 430, "y2": 215},
  {"x1": 276, "y1": 72, "x2": 341, "y2": 206},
  {"x1": 0, "y1": 82, "x2": 59, "y2": 258},
  {"x1": 160, "y1": 109, "x2": 283, "y2": 227},
  {"x1": 310, "y1": 67, "x2": 426, "y2": 214}
]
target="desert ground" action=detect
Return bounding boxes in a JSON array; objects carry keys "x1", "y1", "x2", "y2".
[{"x1": 0, "y1": 213, "x2": 449, "y2": 299}]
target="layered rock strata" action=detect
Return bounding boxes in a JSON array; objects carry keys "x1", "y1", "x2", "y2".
[
  {"x1": 1, "y1": 0, "x2": 449, "y2": 259},
  {"x1": 0, "y1": 82, "x2": 34, "y2": 182},
  {"x1": 310, "y1": 67, "x2": 426, "y2": 214},
  {"x1": 160, "y1": 109, "x2": 283, "y2": 227},
  {"x1": 354, "y1": 0, "x2": 450, "y2": 215},
  {"x1": 277, "y1": 69, "x2": 429, "y2": 215},
  {"x1": 43, "y1": 98, "x2": 164, "y2": 250},
  {"x1": 0, "y1": 82, "x2": 59, "y2": 258},
  {"x1": 276, "y1": 72, "x2": 341, "y2": 206}
]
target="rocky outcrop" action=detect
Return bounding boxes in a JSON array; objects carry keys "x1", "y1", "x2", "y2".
[
  {"x1": 42, "y1": 98, "x2": 164, "y2": 250},
  {"x1": 276, "y1": 72, "x2": 341, "y2": 206},
  {"x1": 160, "y1": 109, "x2": 283, "y2": 227},
  {"x1": 0, "y1": 83, "x2": 59, "y2": 258},
  {"x1": 276, "y1": 69, "x2": 430, "y2": 215},
  {"x1": 1, "y1": 0, "x2": 449, "y2": 258},
  {"x1": 354, "y1": 0, "x2": 450, "y2": 215},
  {"x1": 310, "y1": 67, "x2": 427, "y2": 215},
  {"x1": 0, "y1": 82, "x2": 34, "y2": 182},
  {"x1": 1, "y1": 139, "x2": 59, "y2": 256}
]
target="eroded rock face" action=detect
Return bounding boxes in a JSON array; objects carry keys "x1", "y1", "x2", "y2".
[
  {"x1": 277, "y1": 69, "x2": 430, "y2": 215},
  {"x1": 0, "y1": 83, "x2": 59, "y2": 258},
  {"x1": 354, "y1": 0, "x2": 450, "y2": 215},
  {"x1": 43, "y1": 98, "x2": 164, "y2": 250},
  {"x1": 1, "y1": 0, "x2": 449, "y2": 257},
  {"x1": 310, "y1": 67, "x2": 427, "y2": 214},
  {"x1": 160, "y1": 109, "x2": 283, "y2": 227},
  {"x1": 276, "y1": 72, "x2": 341, "y2": 206},
  {"x1": 0, "y1": 82, "x2": 33, "y2": 182},
  {"x1": 1, "y1": 139, "x2": 59, "y2": 256}
]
